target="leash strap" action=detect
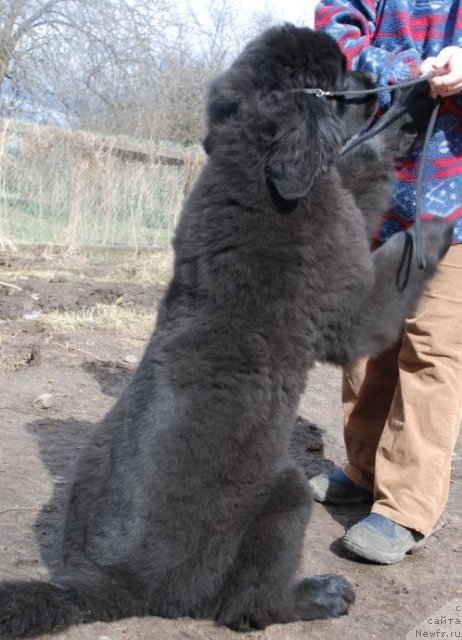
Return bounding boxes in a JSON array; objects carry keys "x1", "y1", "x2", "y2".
[
  {"x1": 339, "y1": 105, "x2": 408, "y2": 157},
  {"x1": 396, "y1": 230, "x2": 414, "y2": 291},
  {"x1": 300, "y1": 73, "x2": 436, "y2": 99},
  {"x1": 413, "y1": 97, "x2": 441, "y2": 270},
  {"x1": 395, "y1": 98, "x2": 441, "y2": 289},
  {"x1": 300, "y1": 73, "x2": 440, "y2": 280}
]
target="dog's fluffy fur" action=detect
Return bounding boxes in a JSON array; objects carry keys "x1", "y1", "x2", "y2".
[{"x1": 0, "y1": 24, "x2": 452, "y2": 637}]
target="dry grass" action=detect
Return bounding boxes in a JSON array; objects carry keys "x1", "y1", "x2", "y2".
[
  {"x1": 2, "y1": 248, "x2": 174, "y2": 286},
  {"x1": 1, "y1": 269, "x2": 78, "y2": 283},
  {"x1": 100, "y1": 251, "x2": 174, "y2": 285},
  {"x1": 0, "y1": 119, "x2": 204, "y2": 250},
  {"x1": 0, "y1": 249, "x2": 171, "y2": 372},
  {"x1": 43, "y1": 303, "x2": 157, "y2": 338},
  {"x1": 0, "y1": 344, "x2": 28, "y2": 372}
]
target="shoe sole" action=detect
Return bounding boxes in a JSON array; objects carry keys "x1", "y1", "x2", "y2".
[
  {"x1": 309, "y1": 486, "x2": 373, "y2": 506},
  {"x1": 312, "y1": 494, "x2": 374, "y2": 505},
  {"x1": 342, "y1": 535, "x2": 426, "y2": 565}
]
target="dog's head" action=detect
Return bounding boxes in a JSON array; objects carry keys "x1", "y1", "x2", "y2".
[{"x1": 204, "y1": 24, "x2": 377, "y2": 200}]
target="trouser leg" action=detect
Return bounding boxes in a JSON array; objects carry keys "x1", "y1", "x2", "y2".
[
  {"x1": 372, "y1": 245, "x2": 462, "y2": 535},
  {"x1": 343, "y1": 343, "x2": 400, "y2": 492}
]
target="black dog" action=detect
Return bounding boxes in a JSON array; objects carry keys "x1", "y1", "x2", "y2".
[{"x1": 0, "y1": 24, "x2": 452, "y2": 637}]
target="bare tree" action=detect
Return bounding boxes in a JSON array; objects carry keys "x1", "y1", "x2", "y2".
[
  {"x1": 0, "y1": 1, "x2": 172, "y2": 120},
  {"x1": 0, "y1": 0, "x2": 281, "y2": 142},
  {"x1": 113, "y1": 0, "x2": 283, "y2": 143}
]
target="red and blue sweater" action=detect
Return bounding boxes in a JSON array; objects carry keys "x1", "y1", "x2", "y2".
[{"x1": 315, "y1": 0, "x2": 462, "y2": 245}]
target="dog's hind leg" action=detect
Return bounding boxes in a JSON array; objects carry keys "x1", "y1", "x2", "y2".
[
  {"x1": 215, "y1": 466, "x2": 310, "y2": 631},
  {"x1": 215, "y1": 466, "x2": 354, "y2": 631}
]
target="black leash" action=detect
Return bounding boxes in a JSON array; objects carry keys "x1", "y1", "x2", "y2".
[
  {"x1": 300, "y1": 72, "x2": 436, "y2": 99},
  {"x1": 300, "y1": 73, "x2": 440, "y2": 286},
  {"x1": 414, "y1": 97, "x2": 441, "y2": 271}
]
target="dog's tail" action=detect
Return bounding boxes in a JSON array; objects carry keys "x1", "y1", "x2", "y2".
[{"x1": 0, "y1": 577, "x2": 137, "y2": 638}]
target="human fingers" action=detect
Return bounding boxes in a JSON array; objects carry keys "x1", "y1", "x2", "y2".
[
  {"x1": 418, "y1": 57, "x2": 446, "y2": 97},
  {"x1": 423, "y1": 47, "x2": 462, "y2": 96},
  {"x1": 418, "y1": 56, "x2": 438, "y2": 77},
  {"x1": 432, "y1": 47, "x2": 462, "y2": 83},
  {"x1": 430, "y1": 73, "x2": 462, "y2": 97},
  {"x1": 433, "y1": 45, "x2": 462, "y2": 70}
]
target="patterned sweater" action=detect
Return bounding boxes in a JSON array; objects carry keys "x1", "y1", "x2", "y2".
[{"x1": 315, "y1": 0, "x2": 462, "y2": 245}]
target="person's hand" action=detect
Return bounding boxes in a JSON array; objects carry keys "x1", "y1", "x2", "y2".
[{"x1": 418, "y1": 46, "x2": 462, "y2": 98}]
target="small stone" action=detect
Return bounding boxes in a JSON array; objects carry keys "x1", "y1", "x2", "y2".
[
  {"x1": 124, "y1": 355, "x2": 138, "y2": 364},
  {"x1": 34, "y1": 393, "x2": 54, "y2": 409}
]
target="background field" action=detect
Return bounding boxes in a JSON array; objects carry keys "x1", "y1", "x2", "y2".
[{"x1": 0, "y1": 119, "x2": 204, "y2": 251}]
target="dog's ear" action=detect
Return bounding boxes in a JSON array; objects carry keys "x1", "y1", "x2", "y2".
[{"x1": 265, "y1": 92, "x2": 343, "y2": 199}]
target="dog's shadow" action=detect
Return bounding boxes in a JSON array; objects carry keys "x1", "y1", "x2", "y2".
[
  {"x1": 24, "y1": 365, "x2": 359, "y2": 575},
  {"x1": 24, "y1": 361, "x2": 134, "y2": 576},
  {"x1": 26, "y1": 416, "x2": 93, "y2": 575},
  {"x1": 81, "y1": 361, "x2": 133, "y2": 398}
]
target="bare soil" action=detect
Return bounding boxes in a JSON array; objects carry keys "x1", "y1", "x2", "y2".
[{"x1": 0, "y1": 250, "x2": 461, "y2": 640}]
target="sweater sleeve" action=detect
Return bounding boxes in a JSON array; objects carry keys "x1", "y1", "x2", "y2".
[{"x1": 315, "y1": 0, "x2": 421, "y2": 103}]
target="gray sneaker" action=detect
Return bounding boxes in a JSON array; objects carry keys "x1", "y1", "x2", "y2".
[
  {"x1": 342, "y1": 513, "x2": 426, "y2": 564},
  {"x1": 308, "y1": 470, "x2": 373, "y2": 505}
]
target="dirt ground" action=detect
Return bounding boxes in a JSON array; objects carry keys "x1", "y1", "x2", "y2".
[{"x1": 0, "y1": 249, "x2": 461, "y2": 640}]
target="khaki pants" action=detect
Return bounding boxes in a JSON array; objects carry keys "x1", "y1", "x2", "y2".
[{"x1": 343, "y1": 244, "x2": 462, "y2": 535}]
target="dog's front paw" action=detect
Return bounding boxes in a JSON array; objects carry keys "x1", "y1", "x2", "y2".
[{"x1": 294, "y1": 574, "x2": 355, "y2": 620}]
